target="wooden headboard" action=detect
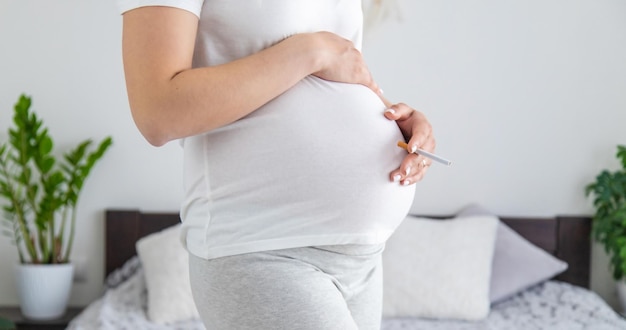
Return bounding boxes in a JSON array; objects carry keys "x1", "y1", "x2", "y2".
[{"x1": 105, "y1": 209, "x2": 591, "y2": 288}]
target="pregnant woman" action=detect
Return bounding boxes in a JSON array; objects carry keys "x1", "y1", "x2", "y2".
[{"x1": 119, "y1": 1, "x2": 436, "y2": 329}]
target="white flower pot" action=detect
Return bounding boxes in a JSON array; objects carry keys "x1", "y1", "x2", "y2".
[
  {"x1": 15, "y1": 263, "x2": 74, "y2": 320},
  {"x1": 617, "y1": 278, "x2": 626, "y2": 314}
]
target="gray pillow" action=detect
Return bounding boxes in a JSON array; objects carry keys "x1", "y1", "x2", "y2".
[{"x1": 456, "y1": 204, "x2": 568, "y2": 303}]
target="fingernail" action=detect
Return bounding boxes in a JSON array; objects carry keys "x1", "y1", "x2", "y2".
[
  {"x1": 379, "y1": 88, "x2": 384, "y2": 94},
  {"x1": 384, "y1": 108, "x2": 395, "y2": 115},
  {"x1": 410, "y1": 145, "x2": 417, "y2": 153},
  {"x1": 405, "y1": 166, "x2": 411, "y2": 175},
  {"x1": 402, "y1": 180, "x2": 410, "y2": 186},
  {"x1": 393, "y1": 174, "x2": 401, "y2": 182}
]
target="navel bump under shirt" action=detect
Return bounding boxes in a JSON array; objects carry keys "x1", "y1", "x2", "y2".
[{"x1": 118, "y1": 0, "x2": 416, "y2": 260}]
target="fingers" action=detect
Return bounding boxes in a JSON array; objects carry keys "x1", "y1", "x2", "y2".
[
  {"x1": 311, "y1": 32, "x2": 379, "y2": 93},
  {"x1": 396, "y1": 130, "x2": 436, "y2": 185},
  {"x1": 383, "y1": 102, "x2": 415, "y2": 121},
  {"x1": 384, "y1": 104, "x2": 432, "y2": 152},
  {"x1": 389, "y1": 141, "x2": 435, "y2": 186},
  {"x1": 385, "y1": 102, "x2": 436, "y2": 185},
  {"x1": 406, "y1": 111, "x2": 433, "y2": 152},
  {"x1": 354, "y1": 59, "x2": 381, "y2": 96}
]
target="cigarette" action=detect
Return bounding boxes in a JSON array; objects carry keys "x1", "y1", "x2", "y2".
[{"x1": 397, "y1": 141, "x2": 452, "y2": 166}]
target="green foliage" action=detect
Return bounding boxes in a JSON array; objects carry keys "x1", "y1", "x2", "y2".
[
  {"x1": 585, "y1": 145, "x2": 626, "y2": 280},
  {"x1": 0, "y1": 316, "x2": 16, "y2": 330},
  {"x1": 0, "y1": 94, "x2": 113, "y2": 264}
]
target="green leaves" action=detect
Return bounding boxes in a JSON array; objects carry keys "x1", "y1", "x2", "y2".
[
  {"x1": 586, "y1": 144, "x2": 626, "y2": 280},
  {"x1": 618, "y1": 145, "x2": 626, "y2": 169},
  {"x1": 0, "y1": 315, "x2": 16, "y2": 329},
  {"x1": 0, "y1": 94, "x2": 113, "y2": 264}
]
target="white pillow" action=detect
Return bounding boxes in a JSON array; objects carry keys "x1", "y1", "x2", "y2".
[
  {"x1": 136, "y1": 224, "x2": 199, "y2": 324},
  {"x1": 382, "y1": 215, "x2": 499, "y2": 320}
]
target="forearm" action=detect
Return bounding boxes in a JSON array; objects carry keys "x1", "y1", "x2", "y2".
[{"x1": 126, "y1": 35, "x2": 319, "y2": 146}]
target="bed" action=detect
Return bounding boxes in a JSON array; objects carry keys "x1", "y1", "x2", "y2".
[{"x1": 67, "y1": 208, "x2": 626, "y2": 329}]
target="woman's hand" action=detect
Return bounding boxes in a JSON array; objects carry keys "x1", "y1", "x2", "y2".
[
  {"x1": 384, "y1": 103, "x2": 436, "y2": 185},
  {"x1": 309, "y1": 32, "x2": 381, "y2": 96}
]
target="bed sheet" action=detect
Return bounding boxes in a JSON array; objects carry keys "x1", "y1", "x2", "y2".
[
  {"x1": 383, "y1": 280, "x2": 626, "y2": 330},
  {"x1": 68, "y1": 263, "x2": 626, "y2": 330}
]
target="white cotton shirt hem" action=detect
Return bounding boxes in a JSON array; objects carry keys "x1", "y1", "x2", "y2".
[
  {"x1": 117, "y1": 0, "x2": 203, "y2": 18},
  {"x1": 185, "y1": 232, "x2": 395, "y2": 260}
]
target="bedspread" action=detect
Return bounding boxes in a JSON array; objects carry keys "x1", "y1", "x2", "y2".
[
  {"x1": 383, "y1": 280, "x2": 626, "y2": 330},
  {"x1": 68, "y1": 265, "x2": 626, "y2": 330}
]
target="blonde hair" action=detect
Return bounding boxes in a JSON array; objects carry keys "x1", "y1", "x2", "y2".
[{"x1": 363, "y1": 0, "x2": 402, "y2": 30}]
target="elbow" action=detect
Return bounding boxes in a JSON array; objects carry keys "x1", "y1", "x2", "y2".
[
  {"x1": 137, "y1": 121, "x2": 171, "y2": 147},
  {"x1": 143, "y1": 131, "x2": 169, "y2": 147},
  {"x1": 130, "y1": 107, "x2": 172, "y2": 147}
]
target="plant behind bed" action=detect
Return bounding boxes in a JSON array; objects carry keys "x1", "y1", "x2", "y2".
[
  {"x1": 585, "y1": 145, "x2": 626, "y2": 280},
  {"x1": 0, "y1": 94, "x2": 112, "y2": 264}
]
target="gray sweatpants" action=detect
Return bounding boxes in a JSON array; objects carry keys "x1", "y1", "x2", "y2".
[{"x1": 188, "y1": 244, "x2": 384, "y2": 330}]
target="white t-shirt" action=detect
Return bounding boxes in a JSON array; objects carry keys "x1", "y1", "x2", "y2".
[{"x1": 118, "y1": 0, "x2": 416, "y2": 259}]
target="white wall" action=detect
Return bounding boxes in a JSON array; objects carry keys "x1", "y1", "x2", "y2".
[
  {"x1": 0, "y1": 0, "x2": 184, "y2": 306},
  {"x1": 362, "y1": 0, "x2": 626, "y2": 309},
  {"x1": 0, "y1": 0, "x2": 625, "y2": 310}
]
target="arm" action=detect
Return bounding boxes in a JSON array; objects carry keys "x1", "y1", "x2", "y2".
[{"x1": 122, "y1": 6, "x2": 379, "y2": 146}]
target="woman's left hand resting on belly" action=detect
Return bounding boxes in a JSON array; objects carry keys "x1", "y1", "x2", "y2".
[{"x1": 384, "y1": 102, "x2": 436, "y2": 186}]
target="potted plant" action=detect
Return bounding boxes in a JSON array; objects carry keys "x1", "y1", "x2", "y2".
[
  {"x1": 585, "y1": 144, "x2": 626, "y2": 313},
  {"x1": 0, "y1": 94, "x2": 112, "y2": 320}
]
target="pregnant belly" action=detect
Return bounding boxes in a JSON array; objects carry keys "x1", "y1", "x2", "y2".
[{"x1": 197, "y1": 76, "x2": 415, "y2": 233}]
